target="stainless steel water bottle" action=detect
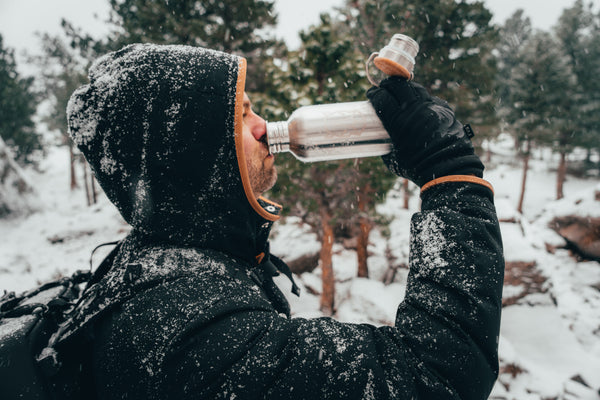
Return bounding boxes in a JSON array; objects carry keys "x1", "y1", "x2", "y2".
[{"x1": 266, "y1": 34, "x2": 419, "y2": 162}]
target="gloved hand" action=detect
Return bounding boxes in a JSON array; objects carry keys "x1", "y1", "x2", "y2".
[{"x1": 367, "y1": 77, "x2": 484, "y2": 187}]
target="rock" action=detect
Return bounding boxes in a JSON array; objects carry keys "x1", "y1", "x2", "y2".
[
  {"x1": 0, "y1": 136, "x2": 36, "y2": 217},
  {"x1": 550, "y1": 216, "x2": 600, "y2": 261},
  {"x1": 285, "y1": 252, "x2": 320, "y2": 275}
]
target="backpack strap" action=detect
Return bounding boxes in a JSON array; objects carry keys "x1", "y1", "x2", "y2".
[{"x1": 84, "y1": 240, "x2": 122, "y2": 291}]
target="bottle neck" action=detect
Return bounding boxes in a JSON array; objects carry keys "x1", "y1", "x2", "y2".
[{"x1": 266, "y1": 121, "x2": 289, "y2": 154}]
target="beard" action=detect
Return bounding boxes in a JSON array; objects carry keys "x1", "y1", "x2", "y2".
[{"x1": 246, "y1": 154, "x2": 277, "y2": 198}]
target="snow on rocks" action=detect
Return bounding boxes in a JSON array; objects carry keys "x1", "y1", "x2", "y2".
[{"x1": 0, "y1": 136, "x2": 40, "y2": 217}]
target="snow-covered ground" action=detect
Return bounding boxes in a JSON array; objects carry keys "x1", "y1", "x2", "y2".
[{"x1": 1, "y1": 140, "x2": 599, "y2": 399}]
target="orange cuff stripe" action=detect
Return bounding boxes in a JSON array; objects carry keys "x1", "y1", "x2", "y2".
[{"x1": 420, "y1": 175, "x2": 494, "y2": 195}]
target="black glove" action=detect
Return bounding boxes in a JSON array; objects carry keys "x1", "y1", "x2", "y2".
[{"x1": 367, "y1": 77, "x2": 484, "y2": 187}]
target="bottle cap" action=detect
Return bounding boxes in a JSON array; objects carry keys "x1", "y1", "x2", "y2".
[{"x1": 367, "y1": 34, "x2": 419, "y2": 85}]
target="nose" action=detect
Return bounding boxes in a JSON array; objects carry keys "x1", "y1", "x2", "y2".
[{"x1": 250, "y1": 113, "x2": 267, "y2": 141}]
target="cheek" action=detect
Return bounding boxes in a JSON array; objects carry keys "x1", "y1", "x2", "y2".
[{"x1": 242, "y1": 125, "x2": 255, "y2": 157}]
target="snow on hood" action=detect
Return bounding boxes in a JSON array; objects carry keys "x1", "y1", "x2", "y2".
[{"x1": 67, "y1": 43, "x2": 280, "y2": 262}]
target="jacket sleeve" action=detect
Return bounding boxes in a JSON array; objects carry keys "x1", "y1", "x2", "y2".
[
  {"x1": 149, "y1": 181, "x2": 504, "y2": 400},
  {"x1": 393, "y1": 181, "x2": 504, "y2": 399}
]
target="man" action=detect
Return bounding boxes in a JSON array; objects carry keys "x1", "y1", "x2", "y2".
[{"x1": 56, "y1": 43, "x2": 503, "y2": 399}]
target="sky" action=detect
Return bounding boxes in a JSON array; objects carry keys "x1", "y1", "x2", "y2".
[{"x1": 0, "y1": 0, "x2": 596, "y2": 72}]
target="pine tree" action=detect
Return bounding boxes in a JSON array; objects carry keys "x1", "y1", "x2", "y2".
[
  {"x1": 100, "y1": 0, "x2": 281, "y2": 92},
  {"x1": 555, "y1": 0, "x2": 600, "y2": 180},
  {"x1": 58, "y1": 1, "x2": 282, "y2": 95},
  {"x1": 33, "y1": 33, "x2": 91, "y2": 192},
  {"x1": 495, "y1": 10, "x2": 533, "y2": 132},
  {"x1": 0, "y1": 35, "x2": 41, "y2": 164},
  {"x1": 495, "y1": 10, "x2": 534, "y2": 213},
  {"x1": 509, "y1": 31, "x2": 576, "y2": 205},
  {"x1": 104, "y1": 0, "x2": 275, "y2": 51},
  {"x1": 499, "y1": 4, "x2": 599, "y2": 207}
]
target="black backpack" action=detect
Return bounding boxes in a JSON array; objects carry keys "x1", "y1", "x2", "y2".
[{"x1": 0, "y1": 242, "x2": 120, "y2": 399}]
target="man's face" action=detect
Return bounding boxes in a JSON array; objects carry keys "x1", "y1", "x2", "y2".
[{"x1": 242, "y1": 92, "x2": 277, "y2": 198}]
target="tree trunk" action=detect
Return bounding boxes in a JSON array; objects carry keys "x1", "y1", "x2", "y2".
[
  {"x1": 403, "y1": 178, "x2": 410, "y2": 210},
  {"x1": 83, "y1": 161, "x2": 91, "y2": 206},
  {"x1": 585, "y1": 148, "x2": 592, "y2": 165},
  {"x1": 319, "y1": 207, "x2": 335, "y2": 315},
  {"x1": 556, "y1": 150, "x2": 567, "y2": 200},
  {"x1": 356, "y1": 218, "x2": 371, "y2": 278},
  {"x1": 69, "y1": 143, "x2": 78, "y2": 190},
  {"x1": 517, "y1": 141, "x2": 530, "y2": 214},
  {"x1": 91, "y1": 171, "x2": 98, "y2": 204},
  {"x1": 356, "y1": 188, "x2": 372, "y2": 278}
]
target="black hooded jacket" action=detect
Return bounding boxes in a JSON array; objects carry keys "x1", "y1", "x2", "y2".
[{"x1": 58, "y1": 44, "x2": 505, "y2": 399}]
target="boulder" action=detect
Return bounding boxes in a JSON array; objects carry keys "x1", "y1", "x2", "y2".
[
  {"x1": 0, "y1": 136, "x2": 36, "y2": 217},
  {"x1": 286, "y1": 252, "x2": 320, "y2": 275},
  {"x1": 550, "y1": 216, "x2": 600, "y2": 261}
]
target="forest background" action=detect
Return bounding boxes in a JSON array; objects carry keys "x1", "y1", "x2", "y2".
[
  {"x1": 1, "y1": 1, "x2": 600, "y2": 397},
  {"x1": 3, "y1": 0, "x2": 599, "y2": 311}
]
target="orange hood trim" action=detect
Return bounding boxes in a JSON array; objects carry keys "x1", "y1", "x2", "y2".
[{"x1": 234, "y1": 58, "x2": 281, "y2": 222}]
